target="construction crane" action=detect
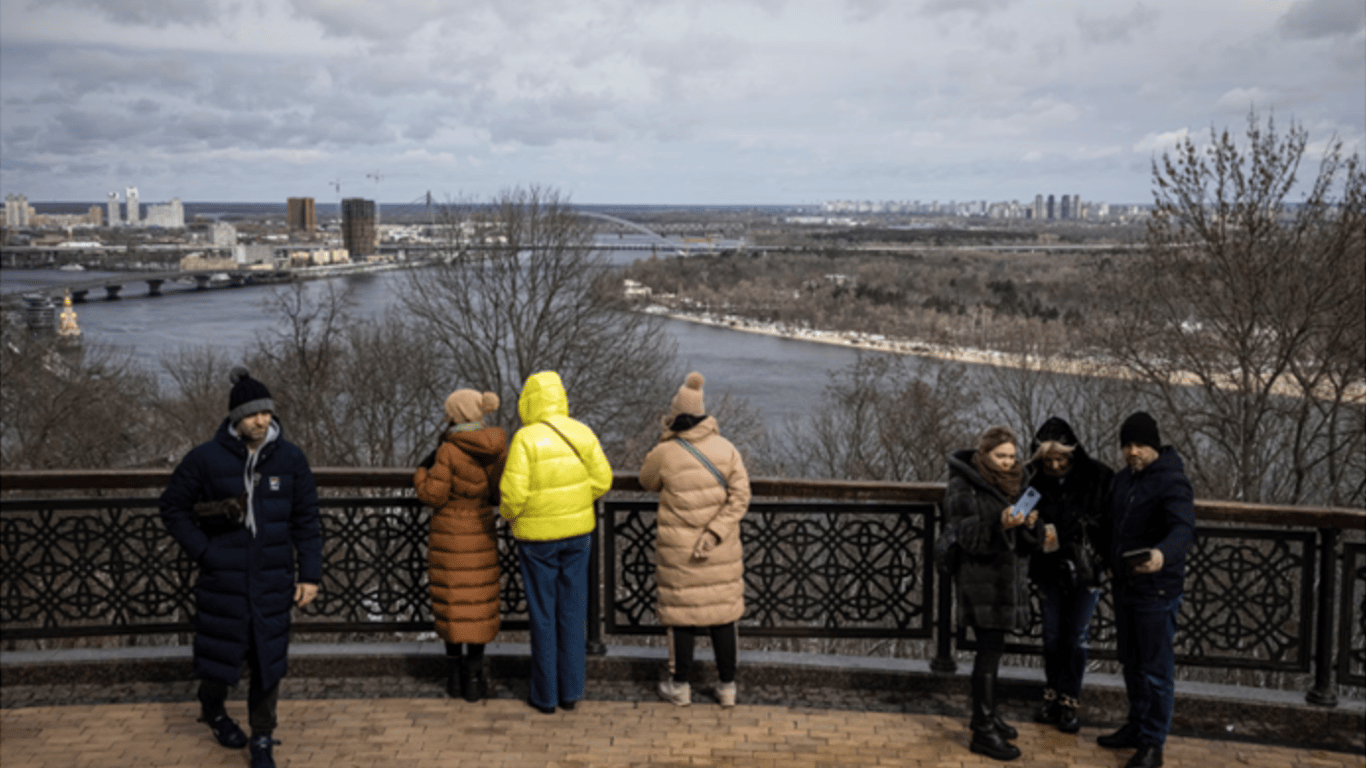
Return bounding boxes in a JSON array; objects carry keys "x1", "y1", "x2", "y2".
[{"x1": 366, "y1": 171, "x2": 382, "y2": 227}]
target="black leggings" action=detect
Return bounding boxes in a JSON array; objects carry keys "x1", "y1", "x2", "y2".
[
  {"x1": 444, "y1": 642, "x2": 484, "y2": 662},
  {"x1": 668, "y1": 623, "x2": 738, "y2": 684},
  {"x1": 972, "y1": 627, "x2": 1006, "y2": 678}
]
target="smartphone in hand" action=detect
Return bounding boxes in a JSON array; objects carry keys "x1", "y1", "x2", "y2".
[
  {"x1": 1122, "y1": 548, "x2": 1153, "y2": 572},
  {"x1": 1011, "y1": 486, "x2": 1042, "y2": 520}
]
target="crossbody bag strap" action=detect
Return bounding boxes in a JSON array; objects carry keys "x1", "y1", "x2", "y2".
[
  {"x1": 542, "y1": 419, "x2": 583, "y2": 463},
  {"x1": 674, "y1": 437, "x2": 726, "y2": 487}
]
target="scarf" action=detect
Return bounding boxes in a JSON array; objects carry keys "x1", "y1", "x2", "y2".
[{"x1": 973, "y1": 449, "x2": 1022, "y2": 499}]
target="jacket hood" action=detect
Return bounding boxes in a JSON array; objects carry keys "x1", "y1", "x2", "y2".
[
  {"x1": 1029, "y1": 415, "x2": 1096, "y2": 467},
  {"x1": 948, "y1": 448, "x2": 1012, "y2": 504},
  {"x1": 518, "y1": 371, "x2": 569, "y2": 425},
  {"x1": 446, "y1": 425, "x2": 507, "y2": 463}
]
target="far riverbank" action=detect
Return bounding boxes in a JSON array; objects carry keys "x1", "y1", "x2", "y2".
[{"x1": 642, "y1": 305, "x2": 1366, "y2": 403}]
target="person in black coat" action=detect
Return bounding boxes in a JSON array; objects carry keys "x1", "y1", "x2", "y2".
[
  {"x1": 160, "y1": 368, "x2": 322, "y2": 768},
  {"x1": 1025, "y1": 417, "x2": 1114, "y2": 734},
  {"x1": 1096, "y1": 412, "x2": 1195, "y2": 768},
  {"x1": 944, "y1": 425, "x2": 1039, "y2": 762}
]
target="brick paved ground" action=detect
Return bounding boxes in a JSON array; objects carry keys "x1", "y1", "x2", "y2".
[{"x1": 3, "y1": 697, "x2": 1363, "y2": 768}]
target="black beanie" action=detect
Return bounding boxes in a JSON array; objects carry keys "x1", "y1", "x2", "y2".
[
  {"x1": 228, "y1": 367, "x2": 275, "y2": 423},
  {"x1": 1119, "y1": 411, "x2": 1161, "y2": 450}
]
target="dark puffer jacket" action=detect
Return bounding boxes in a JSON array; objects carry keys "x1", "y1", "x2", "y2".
[
  {"x1": 1104, "y1": 446, "x2": 1195, "y2": 600},
  {"x1": 159, "y1": 418, "x2": 323, "y2": 691},
  {"x1": 944, "y1": 449, "x2": 1036, "y2": 631},
  {"x1": 1025, "y1": 417, "x2": 1114, "y2": 591}
]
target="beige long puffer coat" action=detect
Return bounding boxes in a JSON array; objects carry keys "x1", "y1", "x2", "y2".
[
  {"x1": 414, "y1": 425, "x2": 508, "y2": 644},
  {"x1": 638, "y1": 417, "x2": 751, "y2": 627}
]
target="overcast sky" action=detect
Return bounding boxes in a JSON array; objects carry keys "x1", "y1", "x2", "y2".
[{"x1": 1, "y1": 0, "x2": 1362, "y2": 206}]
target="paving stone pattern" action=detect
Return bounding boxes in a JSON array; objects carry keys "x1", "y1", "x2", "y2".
[{"x1": 3, "y1": 693, "x2": 1364, "y2": 768}]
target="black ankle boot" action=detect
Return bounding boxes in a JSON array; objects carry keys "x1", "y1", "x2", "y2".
[
  {"x1": 460, "y1": 659, "x2": 487, "y2": 702},
  {"x1": 969, "y1": 671, "x2": 1021, "y2": 761},
  {"x1": 1056, "y1": 695, "x2": 1080, "y2": 733}
]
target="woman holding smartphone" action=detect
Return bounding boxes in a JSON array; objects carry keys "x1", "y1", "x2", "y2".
[{"x1": 944, "y1": 425, "x2": 1040, "y2": 761}]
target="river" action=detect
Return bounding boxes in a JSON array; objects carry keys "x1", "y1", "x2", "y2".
[{"x1": 2, "y1": 267, "x2": 951, "y2": 426}]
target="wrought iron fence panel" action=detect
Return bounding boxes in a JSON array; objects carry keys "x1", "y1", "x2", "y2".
[
  {"x1": 1, "y1": 496, "x2": 532, "y2": 638},
  {"x1": 0, "y1": 499, "x2": 194, "y2": 637},
  {"x1": 1340, "y1": 542, "x2": 1366, "y2": 687},
  {"x1": 1179, "y1": 528, "x2": 1314, "y2": 670},
  {"x1": 957, "y1": 527, "x2": 1315, "y2": 671},
  {"x1": 604, "y1": 500, "x2": 934, "y2": 638}
]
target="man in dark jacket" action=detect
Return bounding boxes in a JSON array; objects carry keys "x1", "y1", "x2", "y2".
[
  {"x1": 1097, "y1": 412, "x2": 1195, "y2": 768},
  {"x1": 160, "y1": 368, "x2": 322, "y2": 768}
]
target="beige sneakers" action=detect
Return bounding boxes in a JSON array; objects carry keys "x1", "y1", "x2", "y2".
[
  {"x1": 658, "y1": 678, "x2": 691, "y2": 706},
  {"x1": 717, "y1": 681, "x2": 737, "y2": 708}
]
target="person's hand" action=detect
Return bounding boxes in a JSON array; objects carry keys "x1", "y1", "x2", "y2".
[
  {"x1": 1000, "y1": 507, "x2": 1025, "y2": 529},
  {"x1": 1133, "y1": 548, "x2": 1164, "y2": 575},
  {"x1": 1025, "y1": 509, "x2": 1040, "y2": 528},
  {"x1": 692, "y1": 530, "x2": 721, "y2": 560},
  {"x1": 294, "y1": 583, "x2": 319, "y2": 607}
]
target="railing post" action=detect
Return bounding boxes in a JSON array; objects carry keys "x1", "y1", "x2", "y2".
[
  {"x1": 1305, "y1": 526, "x2": 1339, "y2": 706},
  {"x1": 930, "y1": 505, "x2": 957, "y2": 673},
  {"x1": 586, "y1": 501, "x2": 606, "y2": 655}
]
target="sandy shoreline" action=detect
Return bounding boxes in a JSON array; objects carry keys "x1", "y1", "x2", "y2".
[{"x1": 644, "y1": 306, "x2": 1366, "y2": 403}]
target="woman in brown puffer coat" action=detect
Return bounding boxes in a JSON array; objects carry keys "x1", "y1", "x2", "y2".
[
  {"x1": 639, "y1": 372, "x2": 751, "y2": 708},
  {"x1": 414, "y1": 389, "x2": 508, "y2": 702}
]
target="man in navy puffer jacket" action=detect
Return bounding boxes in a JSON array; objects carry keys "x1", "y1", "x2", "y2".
[
  {"x1": 160, "y1": 368, "x2": 322, "y2": 768},
  {"x1": 1097, "y1": 411, "x2": 1195, "y2": 768}
]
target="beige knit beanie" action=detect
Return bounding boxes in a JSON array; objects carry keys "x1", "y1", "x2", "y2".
[
  {"x1": 668, "y1": 372, "x2": 706, "y2": 420},
  {"x1": 444, "y1": 389, "x2": 500, "y2": 424}
]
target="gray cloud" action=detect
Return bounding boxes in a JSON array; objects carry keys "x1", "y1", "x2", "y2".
[
  {"x1": 920, "y1": 0, "x2": 1014, "y2": 18},
  {"x1": 1076, "y1": 3, "x2": 1159, "y2": 45},
  {"x1": 1279, "y1": 0, "x2": 1366, "y2": 40},
  {"x1": 43, "y1": 0, "x2": 222, "y2": 27}
]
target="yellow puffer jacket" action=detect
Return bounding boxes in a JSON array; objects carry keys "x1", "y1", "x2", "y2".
[{"x1": 499, "y1": 371, "x2": 613, "y2": 541}]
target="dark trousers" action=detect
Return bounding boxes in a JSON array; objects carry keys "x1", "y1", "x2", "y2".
[
  {"x1": 198, "y1": 664, "x2": 279, "y2": 738},
  {"x1": 444, "y1": 642, "x2": 485, "y2": 662},
  {"x1": 1115, "y1": 593, "x2": 1181, "y2": 748},
  {"x1": 518, "y1": 533, "x2": 592, "y2": 710},
  {"x1": 971, "y1": 627, "x2": 1006, "y2": 679},
  {"x1": 667, "y1": 623, "x2": 738, "y2": 684},
  {"x1": 1040, "y1": 585, "x2": 1100, "y2": 700}
]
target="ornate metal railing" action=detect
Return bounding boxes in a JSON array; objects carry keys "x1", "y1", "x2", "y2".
[{"x1": 2, "y1": 469, "x2": 1362, "y2": 707}]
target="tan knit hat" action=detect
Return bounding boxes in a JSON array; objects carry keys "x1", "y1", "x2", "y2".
[
  {"x1": 668, "y1": 372, "x2": 706, "y2": 420},
  {"x1": 444, "y1": 389, "x2": 500, "y2": 424}
]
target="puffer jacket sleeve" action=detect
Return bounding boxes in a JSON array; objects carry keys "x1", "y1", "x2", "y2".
[
  {"x1": 582, "y1": 428, "x2": 614, "y2": 500},
  {"x1": 702, "y1": 438, "x2": 749, "y2": 544},
  {"x1": 499, "y1": 430, "x2": 532, "y2": 522},
  {"x1": 159, "y1": 448, "x2": 213, "y2": 562},
  {"x1": 945, "y1": 474, "x2": 1015, "y2": 557},
  {"x1": 414, "y1": 442, "x2": 459, "y2": 508},
  {"x1": 288, "y1": 446, "x2": 323, "y2": 585}
]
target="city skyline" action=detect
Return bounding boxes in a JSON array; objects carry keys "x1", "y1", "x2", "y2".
[{"x1": 0, "y1": 0, "x2": 1362, "y2": 205}]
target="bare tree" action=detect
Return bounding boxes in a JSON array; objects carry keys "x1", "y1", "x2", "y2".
[
  {"x1": 1097, "y1": 111, "x2": 1365, "y2": 504},
  {"x1": 783, "y1": 354, "x2": 980, "y2": 482},
  {"x1": 403, "y1": 186, "x2": 678, "y2": 462},
  {"x1": 1, "y1": 331, "x2": 167, "y2": 470}
]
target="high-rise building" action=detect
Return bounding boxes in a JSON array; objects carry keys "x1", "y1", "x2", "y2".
[
  {"x1": 4, "y1": 194, "x2": 33, "y2": 227},
  {"x1": 144, "y1": 199, "x2": 184, "y2": 228},
  {"x1": 1046, "y1": 194, "x2": 1056, "y2": 220},
  {"x1": 287, "y1": 197, "x2": 317, "y2": 233},
  {"x1": 1059, "y1": 194, "x2": 1071, "y2": 220},
  {"x1": 125, "y1": 187, "x2": 140, "y2": 225},
  {"x1": 341, "y1": 198, "x2": 377, "y2": 259},
  {"x1": 107, "y1": 192, "x2": 121, "y2": 226}
]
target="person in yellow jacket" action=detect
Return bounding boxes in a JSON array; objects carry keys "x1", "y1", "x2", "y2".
[{"x1": 499, "y1": 371, "x2": 613, "y2": 713}]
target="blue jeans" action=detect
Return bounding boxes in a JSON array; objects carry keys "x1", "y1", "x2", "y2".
[
  {"x1": 1115, "y1": 593, "x2": 1181, "y2": 747},
  {"x1": 1040, "y1": 585, "x2": 1100, "y2": 701},
  {"x1": 517, "y1": 533, "x2": 592, "y2": 710}
]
